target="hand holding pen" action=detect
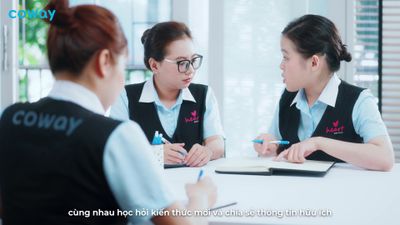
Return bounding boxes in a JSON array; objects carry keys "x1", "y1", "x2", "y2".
[
  {"x1": 153, "y1": 131, "x2": 187, "y2": 164},
  {"x1": 159, "y1": 133, "x2": 187, "y2": 157},
  {"x1": 185, "y1": 170, "x2": 217, "y2": 209},
  {"x1": 197, "y1": 168, "x2": 204, "y2": 182},
  {"x1": 195, "y1": 169, "x2": 237, "y2": 211},
  {"x1": 253, "y1": 133, "x2": 287, "y2": 157},
  {"x1": 252, "y1": 140, "x2": 290, "y2": 145},
  {"x1": 163, "y1": 143, "x2": 187, "y2": 164}
]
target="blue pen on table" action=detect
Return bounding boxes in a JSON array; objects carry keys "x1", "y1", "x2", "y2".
[
  {"x1": 197, "y1": 168, "x2": 204, "y2": 182},
  {"x1": 252, "y1": 139, "x2": 290, "y2": 145}
]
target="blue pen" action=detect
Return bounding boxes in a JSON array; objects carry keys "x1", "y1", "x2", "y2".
[
  {"x1": 252, "y1": 139, "x2": 290, "y2": 145},
  {"x1": 197, "y1": 168, "x2": 204, "y2": 182},
  {"x1": 159, "y1": 134, "x2": 187, "y2": 156},
  {"x1": 178, "y1": 150, "x2": 187, "y2": 157}
]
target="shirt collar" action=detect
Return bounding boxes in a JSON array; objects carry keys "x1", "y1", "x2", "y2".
[
  {"x1": 48, "y1": 80, "x2": 106, "y2": 115},
  {"x1": 290, "y1": 74, "x2": 341, "y2": 108},
  {"x1": 139, "y1": 77, "x2": 196, "y2": 103}
]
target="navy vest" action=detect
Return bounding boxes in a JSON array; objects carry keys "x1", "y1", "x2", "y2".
[
  {"x1": 278, "y1": 81, "x2": 365, "y2": 162},
  {"x1": 125, "y1": 82, "x2": 207, "y2": 152},
  {"x1": 0, "y1": 98, "x2": 127, "y2": 225}
]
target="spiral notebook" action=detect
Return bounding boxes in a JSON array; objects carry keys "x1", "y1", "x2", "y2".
[{"x1": 215, "y1": 158, "x2": 335, "y2": 177}]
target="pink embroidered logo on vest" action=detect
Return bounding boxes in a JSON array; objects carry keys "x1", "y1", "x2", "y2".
[
  {"x1": 326, "y1": 120, "x2": 345, "y2": 134},
  {"x1": 184, "y1": 110, "x2": 200, "y2": 124}
]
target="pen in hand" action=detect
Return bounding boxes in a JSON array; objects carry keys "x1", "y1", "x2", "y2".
[
  {"x1": 252, "y1": 139, "x2": 290, "y2": 145},
  {"x1": 197, "y1": 168, "x2": 204, "y2": 182},
  {"x1": 160, "y1": 134, "x2": 187, "y2": 157},
  {"x1": 159, "y1": 133, "x2": 171, "y2": 144},
  {"x1": 209, "y1": 202, "x2": 238, "y2": 211}
]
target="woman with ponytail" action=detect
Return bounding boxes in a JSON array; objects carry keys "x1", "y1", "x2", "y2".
[
  {"x1": 254, "y1": 15, "x2": 394, "y2": 171},
  {"x1": 0, "y1": 1, "x2": 216, "y2": 225}
]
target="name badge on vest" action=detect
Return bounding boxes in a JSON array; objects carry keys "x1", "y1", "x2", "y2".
[
  {"x1": 184, "y1": 110, "x2": 200, "y2": 124},
  {"x1": 325, "y1": 119, "x2": 345, "y2": 135}
]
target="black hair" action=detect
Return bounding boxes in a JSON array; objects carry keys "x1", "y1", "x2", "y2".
[
  {"x1": 141, "y1": 21, "x2": 192, "y2": 70},
  {"x1": 282, "y1": 14, "x2": 351, "y2": 72}
]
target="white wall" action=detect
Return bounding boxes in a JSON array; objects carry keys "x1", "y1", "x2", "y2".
[{"x1": 172, "y1": 0, "x2": 210, "y2": 85}]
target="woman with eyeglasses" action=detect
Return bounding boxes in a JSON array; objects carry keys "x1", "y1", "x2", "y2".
[{"x1": 111, "y1": 22, "x2": 224, "y2": 167}]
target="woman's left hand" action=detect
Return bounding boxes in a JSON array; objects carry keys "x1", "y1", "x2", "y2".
[
  {"x1": 184, "y1": 144, "x2": 213, "y2": 167},
  {"x1": 275, "y1": 137, "x2": 319, "y2": 163}
]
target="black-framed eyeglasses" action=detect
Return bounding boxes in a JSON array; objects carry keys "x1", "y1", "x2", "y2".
[{"x1": 164, "y1": 55, "x2": 203, "y2": 73}]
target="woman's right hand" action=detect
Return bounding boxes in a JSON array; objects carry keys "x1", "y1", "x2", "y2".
[
  {"x1": 185, "y1": 176, "x2": 217, "y2": 209},
  {"x1": 164, "y1": 143, "x2": 186, "y2": 164},
  {"x1": 152, "y1": 177, "x2": 217, "y2": 225},
  {"x1": 253, "y1": 133, "x2": 279, "y2": 157}
]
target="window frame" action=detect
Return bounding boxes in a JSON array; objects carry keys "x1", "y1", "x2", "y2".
[{"x1": 0, "y1": 0, "x2": 19, "y2": 110}]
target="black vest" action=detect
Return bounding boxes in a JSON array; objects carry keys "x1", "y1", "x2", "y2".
[
  {"x1": 126, "y1": 82, "x2": 207, "y2": 152},
  {"x1": 278, "y1": 81, "x2": 364, "y2": 162},
  {"x1": 0, "y1": 98, "x2": 127, "y2": 225}
]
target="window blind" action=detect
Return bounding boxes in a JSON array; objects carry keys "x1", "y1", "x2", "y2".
[
  {"x1": 354, "y1": 0, "x2": 399, "y2": 161},
  {"x1": 382, "y1": 0, "x2": 400, "y2": 161}
]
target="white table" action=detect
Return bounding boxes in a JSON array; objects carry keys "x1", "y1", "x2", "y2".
[{"x1": 164, "y1": 158, "x2": 400, "y2": 225}]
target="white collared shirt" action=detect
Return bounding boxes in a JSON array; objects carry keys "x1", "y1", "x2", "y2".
[
  {"x1": 47, "y1": 80, "x2": 175, "y2": 224},
  {"x1": 110, "y1": 77, "x2": 224, "y2": 139},
  {"x1": 290, "y1": 74, "x2": 340, "y2": 108},
  {"x1": 48, "y1": 80, "x2": 106, "y2": 115},
  {"x1": 269, "y1": 74, "x2": 388, "y2": 142},
  {"x1": 138, "y1": 78, "x2": 196, "y2": 103}
]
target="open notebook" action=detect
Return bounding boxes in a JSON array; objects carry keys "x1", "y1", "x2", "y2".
[{"x1": 215, "y1": 158, "x2": 335, "y2": 176}]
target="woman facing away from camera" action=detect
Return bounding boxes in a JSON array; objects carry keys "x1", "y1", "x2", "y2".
[{"x1": 0, "y1": 1, "x2": 216, "y2": 225}]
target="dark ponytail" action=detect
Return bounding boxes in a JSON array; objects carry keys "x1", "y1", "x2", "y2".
[
  {"x1": 43, "y1": 0, "x2": 127, "y2": 75},
  {"x1": 282, "y1": 14, "x2": 351, "y2": 72},
  {"x1": 44, "y1": 0, "x2": 75, "y2": 28},
  {"x1": 340, "y1": 44, "x2": 352, "y2": 62}
]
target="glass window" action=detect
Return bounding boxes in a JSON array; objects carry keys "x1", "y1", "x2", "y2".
[
  {"x1": 353, "y1": 0, "x2": 379, "y2": 96},
  {"x1": 18, "y1": 0, "x2": 171, "y2": 102},
  {"x1": 223, "y1": 0, "x2": 313, "y2": 157}
]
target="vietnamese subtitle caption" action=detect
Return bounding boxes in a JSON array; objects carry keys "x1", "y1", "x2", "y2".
[{"x1": 68, "y1": 208, "x2": 333, "y2": 218}]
